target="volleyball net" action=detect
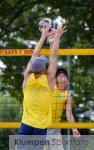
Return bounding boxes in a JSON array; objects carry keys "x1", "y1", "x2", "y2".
[{"x1": 0, "y1": 49, "x2": 94, "y2": 129}]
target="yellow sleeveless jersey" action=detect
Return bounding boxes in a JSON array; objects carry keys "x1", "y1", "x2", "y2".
[
  {"x1": 22, "y1": 74, "x2": 52, "y2": 129},
  {"x1": 52, "y1": 86, "x2": 68, "y2": 123}
]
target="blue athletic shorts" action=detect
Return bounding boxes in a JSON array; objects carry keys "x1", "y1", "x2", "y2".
[
  {"x1": 17, "y1": 123, "x2": 47, "y2": 150},
  {"x1": 18, "y1": 123, "x2": 47, "y2": 135}
]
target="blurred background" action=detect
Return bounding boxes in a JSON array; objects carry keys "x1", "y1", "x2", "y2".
[{"x1": 0, "y1": 0, "x2": 94, "y2": 149}]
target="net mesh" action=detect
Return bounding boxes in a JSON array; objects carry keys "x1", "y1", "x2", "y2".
[
  {"x1": 0, "y1": 55, "x2": 94, "y2": 123},
  {"x1": 0, "y1": 53, "x2": 94, "y2": 149}
]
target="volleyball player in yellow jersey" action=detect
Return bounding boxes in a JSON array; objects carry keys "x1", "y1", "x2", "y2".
[
  {"x1": 45, "y1": 35, "x2": 81, "y2": 150},
  {"x1": 18, "y1": 23, "x2": 67, "y2": 139}
]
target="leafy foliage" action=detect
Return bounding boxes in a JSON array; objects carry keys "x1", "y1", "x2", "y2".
[{"x1": 0, "y1": 0, "x2": 94, "y2": 149}]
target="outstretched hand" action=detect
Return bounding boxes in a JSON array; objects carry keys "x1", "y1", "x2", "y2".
[
  {"x1": 55, "y1": 24, "x2": 67, "y2": 37},
  {"x1": 41, "y1": 24, "x2": 54, "y2": 38},
  {"x1": 47, "y1": 24, "x2": 67, "y2": 46}
]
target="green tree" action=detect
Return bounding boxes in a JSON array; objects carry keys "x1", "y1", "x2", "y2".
[{"x1": 0, "y1": 0, "x2": 94, "y2": 149}]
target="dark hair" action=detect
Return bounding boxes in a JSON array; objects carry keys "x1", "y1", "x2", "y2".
[{"x1": 56, "y1": 68, "x2": 69, "y2": 80}]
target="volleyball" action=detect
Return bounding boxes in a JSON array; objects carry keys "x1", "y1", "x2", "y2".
[{"x1": 39, "y1": 18, "x2": 53, "y2": 30}]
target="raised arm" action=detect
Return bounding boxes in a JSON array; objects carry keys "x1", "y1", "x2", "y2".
[
  {"x1": 24, "y1": 24, "x2": 52, "y2": 77},
  {"x1": 66, "y1": 94, "x2": 81, "y2": 138},
  {"x1": 47, "y1": 26, "x2": 67, "y2": 80}
]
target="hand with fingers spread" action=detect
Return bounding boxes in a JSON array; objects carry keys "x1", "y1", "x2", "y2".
[
  {"x1": 47, "y1": 25, "x2": 67, "y2": 49},
  {"x1": 41, "y1": 24, "x2": 54, "y2": 38},
  {"x1": 55, "y1": 24, "x2": 67, "y2": 38}
]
